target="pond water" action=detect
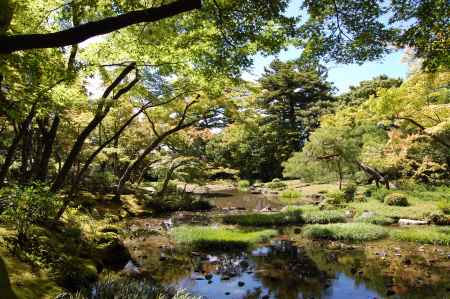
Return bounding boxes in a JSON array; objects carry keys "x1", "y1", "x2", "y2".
[{"x1": 132, "y1": 238, "x2": 450, "y2": 299}]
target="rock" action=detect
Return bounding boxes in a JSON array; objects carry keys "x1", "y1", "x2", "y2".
[
  {"x1": 225, "y1": 292, "x2": 230, "y2": 295},
  {"x1": 96, "y1": 233, "x2": 131, "y2": 269},
  {"x1": 239, "y1": 260, "x2": 249, "y2": 268},
  {"x1": 122, "y1": 260, "x2": 140, "y2": 276},
  {"x1": 238, "y1": 281, "x2": 245, "y2": 287},
  {"x1": 398, "y1": 219, "x2": 428, "y2": 225},
  {"x1": 260, "y1": 206, "x2": 273, "y2": 212},
  {"x1": 221, "y1": 275, "x2": 230, "y2": 280}
]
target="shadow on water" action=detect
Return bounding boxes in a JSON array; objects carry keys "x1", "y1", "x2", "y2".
[
  {"x1": 134, "y1": 239, "x2": 450, "y2": 299},
  {"x1": 0, "y1": 257, "x2": 18, "y2": 299}
]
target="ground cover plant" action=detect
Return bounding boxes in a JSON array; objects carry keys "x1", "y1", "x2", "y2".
[
  {"x1": 390, "y1": 227, "x2": 450, "y2": 246},
  {"x1": 170, "y1": 226, "x2": 277, "y2": 250},
  {"x1": 303, "y1": 223, "x2": 388, "y2": 241}
]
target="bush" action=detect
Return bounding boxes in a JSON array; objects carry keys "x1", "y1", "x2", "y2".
[
  {"x1": 238, "y1": 180, "x2": 250, "y2": 190},
  {"x1": 384, "y1": 193, "x2": 409, "y2": 206},
  {"x1": 171, "y1": 226, "x2": 277, "y2": 250},
  {"x1": 0, "y1": 184, "x2": 62, "y2": 246},
  {"x1": 303, "y1": 223, "x2": 387, "y2": 241},
  {"x1": 266, "y1": 178, "x2": 287, "y2": 190},
  {"x1": 390, "y1": 227, "x2": 450, "y2": 246},
  {"x1": 343, "y1": 183, "x2": 357, "y2": 202}
]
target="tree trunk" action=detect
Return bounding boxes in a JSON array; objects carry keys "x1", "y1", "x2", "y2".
[{"x1": 36, "y1": 114, "x2": 60, "y2": 181}]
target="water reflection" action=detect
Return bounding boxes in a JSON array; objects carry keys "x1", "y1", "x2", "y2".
[{"x1": 136, "y1": 240, "x2": 450, "y2": 299}]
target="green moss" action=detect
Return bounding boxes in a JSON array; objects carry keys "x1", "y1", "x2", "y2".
[
  {"x1": 390, "y1": 227, "x2": 450, "y2": 246},
  {"x1": 302, "y1": 209, "x2": 346, "y2": 224},
  {"x1": 303, "y1": 223, "x2": 388, "y2": 241},
  {"x1": 280, "y1": 189, "x2": 302, "y2": 203},
  {"x1": 266, "y1": 179, "x2": 287, "y2": 190},
  {"x1": 170, "y1": 226, "x2": 277, "y2": 250}
]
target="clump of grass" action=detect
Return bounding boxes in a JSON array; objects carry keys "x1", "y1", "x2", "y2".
[
  {"x1": 355, "y1": 214, "x2": 396, "y2": 225},
  {"x1": 266, "y1": 178, "x2": 287, "y2": 190},
  {"x1": 303, "y1": 223, "x2": 387, "y2": 241},
  {"x1": 223, "y1": 210, "x2": 303, "y2": 226},
  {"x1": 170, "y1": 226, "x2": 277, "y2": 250},
  {"x1": 301, "y1": 209, "x2": 346, "y2": 224},
  {"x1": 280, "y1": 189, "x2": 302, "y2": 203},
  {"x1": 390, "y1": 227, "x2": 450, "y2": 246}
]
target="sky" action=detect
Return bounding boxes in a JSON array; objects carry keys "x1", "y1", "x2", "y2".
[{"x1": 241, "y1": 1, "x2": 409, "y2": 94}]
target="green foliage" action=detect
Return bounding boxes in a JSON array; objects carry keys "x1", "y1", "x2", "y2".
[
  {"x1": 266, "y1": 178, "x2": 287, "y2": 190},
  {"x1": 355, "y1": 214, "x2": 396, "y2": 225},
  {"x1": 366, "y1": 186, "x2": 390, "y2": 202},
  {"x1": 384, "y1": 193, "x2": 409, "y2": 207},
  {"x1": 280, "y1": 189, "x2": 302, "y2": 202},
  {"x1": 303, "y1": 223, "x2": 388, "y2": 241},
  {"x1": 427, "y1": 213, "x2": 450, "y2": 226},
  {"x1": 238, "y1": 179, "x2": 250, "y2": 190},
  {"x1": 223, "y1": 211, "x2": 303, "y2": 227},
  {"x1": 301, "y1": 209, "x2": 346, "y2": 224},
  {"x1": 390, "y1": 227, "x2": 450, "y2": 246},
  {"x1": 170, "y1": 226, "x2": 277, "y2": 250},
  {"x1": 0, "y1": 184, "x2": 62, "y2": 246},
  {"x1": 144, "y1": 193, "x2": 212, "y2": 214},
  {"x1": 51, "y1": 256, "x2": 98, "y2": 292},
  {"x1": 343, "y1": 183, "x2": 357, "y2": 202},
  {"x1": 60, "y1": 276, "x2": 201, "y2": 299},
  {"x1": 325, "y1": 191, "x2": 346, "y2": 205},
  {"x1": 437, "y1": 200, "x2": 450, "y2": 215}
]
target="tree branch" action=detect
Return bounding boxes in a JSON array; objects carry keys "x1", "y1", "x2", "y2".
[{"x1": 0, "y1": 0, "x2": 202, "y2": 53}]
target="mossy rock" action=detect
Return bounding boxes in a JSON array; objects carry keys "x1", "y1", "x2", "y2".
[
  {"x1": 428, "y1": 213, "x2": 450, "y2": 225},
  {"x1": 384, "y1": 193, "x2": 409, "y2": 206}
]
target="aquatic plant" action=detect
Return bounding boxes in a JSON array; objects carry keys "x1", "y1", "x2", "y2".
[
  {"x1": 390, "y1": 227, "x2": 450, "y2": 246},
  {"x1": 303, "y1": 223, "x2": 388, "y2": 241},
  {"x1": 355, "y1": 214, "x2": 396, "y2": 225},
  {"x1": 171, "y1": 226, "x2": 277, "y2": 250},
  {"x1": 223, "y1": 210, "x2": 303, "y2": 226}
]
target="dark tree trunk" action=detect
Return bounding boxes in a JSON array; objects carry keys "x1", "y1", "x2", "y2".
[
  {"x1": 36, "y1": 115, "x2": 60, "y2": 181},
  {"x1": 0, "y1": 104, "x2": 37, "y2": 187}
]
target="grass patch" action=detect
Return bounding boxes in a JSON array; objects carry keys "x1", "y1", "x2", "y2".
[
  {"x1": 303, "y1": 223, "x2": 388, "y2": 241},
  {"x1": 390, "y1": 226, "x2": 450, "y2": 246},
  {"x1": 355, "y1": 214, "x2": 396, "y2": 225},
  {"x1": 170, "y1": 226, "x2": 277, "y2": 250},
  {"x1": 223, "y1": 211, "x2": 303, "y2": 226},
  {"x1": 302, "y1": 209, "x2": 346, "y2": 224},
  {"x1": 348, "y1": 198, "x2": 440, "y2": 220},
  {"x1": 279, "y1": 189, "x2": 302, "y2": 204}
]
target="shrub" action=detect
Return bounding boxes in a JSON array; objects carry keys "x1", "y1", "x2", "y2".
[
  {"x1": 171, "y1": 226, "x2": 277, "y2": 250},
  {"x1": 303, "y1": 223, "x2": 388, "y2": 241},
  {"x1": 384, "y1": 193, "x2": 409, "y2": 206},
  {"x1": 266, "y1": 178, "x2": 287, "y2": 190},
  {"x1": 0, "y1": 184, "x2": 62, "y2": 246},
  {"x1": 390, "y1": 227, "x2": 450, "y2": 246},
  {"x1": 343, "y1": 183, "x2": 357, "y2": 202},
  {"x1": 437, "y1": 200, "x2": 450, "y2": 214}
]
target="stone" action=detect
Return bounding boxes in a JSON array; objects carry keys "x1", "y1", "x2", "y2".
[
  {"x1": 398, "y1": 219, "x2": 428, "y2": 225},
  {"x1": 122, "y1": 260, "x2": 140, "y2": 276},
  {"x1": 238, "y1": 281, "x2": 245, "y2": 287},
  {"x1": 205, "y1": 274, "x2": 213, "y2": 280}
]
